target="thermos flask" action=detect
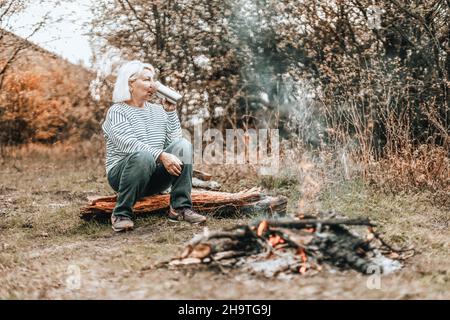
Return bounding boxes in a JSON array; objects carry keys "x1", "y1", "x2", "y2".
[{"x1": 155, "y1": 81, "x2": 183, "y2": 104}]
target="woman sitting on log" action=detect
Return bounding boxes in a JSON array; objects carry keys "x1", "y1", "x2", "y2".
[{"x1": 102, "y1": 60, "x2": 207, "y2": 232}]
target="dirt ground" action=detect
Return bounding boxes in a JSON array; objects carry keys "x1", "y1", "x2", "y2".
[{"x1": 0, "y1": 145, "x2": 449, "y2": 299}]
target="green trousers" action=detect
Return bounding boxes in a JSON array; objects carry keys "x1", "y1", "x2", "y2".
[{"x1": 107, "y1": 138, "x2": 193, "y2": 219}]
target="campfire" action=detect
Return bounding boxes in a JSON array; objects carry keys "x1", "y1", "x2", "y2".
[
  {"x1": 79, "y1": 168, "x2": 414, "y2": 278},
  {"x1": 165, "y1": 212, "x2": 415, "y2": 278}
]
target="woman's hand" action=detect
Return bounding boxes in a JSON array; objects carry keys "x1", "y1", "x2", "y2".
[
  {"x1": 159, "y1": 152, "x2": 183, "y2": 176},
  {"x1": 161, "y1": 98, "x2": 177, "y2": 112}
]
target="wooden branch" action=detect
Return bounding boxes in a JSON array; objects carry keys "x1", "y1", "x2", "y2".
[
  {"x1": 270, "y1": 227, "x2": 314, "y2": 248},
  {"x1": 212, "y1": 250, "x2": 247, "y2": 261},
  {"x1": 0, "y1": 1, "x2": 15, "y2": 24},
  {"x1": 193, "y1": 169, "x2": 212, "y2": 181},
  {"x1": 192, "y1": 177, "x2": 220, "y2": 190},
  {"x1": 236, "y1": 218, "x2": 375, "y2": 230},
  {"x1": 122, "y1": 0, "x2": 157, "y2": 36},
  {"x1": 0, "y1": 15, "x2": 47, "y2": 88},
  {"x1": 187, "y1": 229, "x2": 248, "y2": 247}
]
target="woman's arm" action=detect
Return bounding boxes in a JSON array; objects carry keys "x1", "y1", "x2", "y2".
[
  {"x1": 165, "y1": 110, "x2": 183, "y2": 147},
  {"x1": 161, "y1": 98, "x2": 182, "y2": 147}
]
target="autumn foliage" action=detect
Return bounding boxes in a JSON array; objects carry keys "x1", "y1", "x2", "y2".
[{"x1": 0, "y1": 36, "x2": 107, "y2": 148}]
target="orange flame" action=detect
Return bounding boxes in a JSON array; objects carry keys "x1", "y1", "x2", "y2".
[
  {"x1": 268, "y1": 234, "x2": 285, "y2": 247},
  {"x1": 298, "y1": 248, "x2": 308, "y2": 274},
  {"x1": 299, "y1": 265, "x2": 307, "y2": 274},
  {"x1": 257, "y1": 220, "x2": 268, "y2": 237},
  {"x1": 298, "y1": 248, "x2": 308, "y2": 263}
]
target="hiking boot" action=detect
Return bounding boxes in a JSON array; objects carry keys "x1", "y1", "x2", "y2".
[
  {"x1": 111, "y1": 214, "x2": 134, "y2": 232},
  {"x1": 168, "y1": 207, "x2": 207, "y2": 224}
]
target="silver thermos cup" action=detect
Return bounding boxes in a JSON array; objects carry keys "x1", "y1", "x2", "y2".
[{"x1": 155, "y1": 81, "x2": 183, "y2": 105}]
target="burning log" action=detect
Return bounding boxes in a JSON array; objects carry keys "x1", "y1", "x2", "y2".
[
  {"x1": 242, "y1": 217, "x2": 375, "y2": 229},
  {"x1": 165, "y1": 215, "x2": 415, "y2": 277},
  {"x1": 80, "y1": 189, "x2": 288, "y2": 220}
]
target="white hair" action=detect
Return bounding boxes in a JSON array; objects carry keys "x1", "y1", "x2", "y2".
[{"x1": 112, "y1": 60, "x2": 155, "y2": 103}]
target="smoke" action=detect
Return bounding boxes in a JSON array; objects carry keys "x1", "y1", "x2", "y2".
[{"x1": 228, "y1": 0, "x2": 325, "y2": 146}]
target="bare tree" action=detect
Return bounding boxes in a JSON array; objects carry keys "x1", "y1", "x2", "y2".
[{"x1": 0, "y1": 0, "x2": 49, "y2": 89}]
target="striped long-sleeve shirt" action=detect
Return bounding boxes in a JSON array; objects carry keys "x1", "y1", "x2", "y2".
[{"x1": 102, "y1": 102, "x2": 182, "y2": 174}]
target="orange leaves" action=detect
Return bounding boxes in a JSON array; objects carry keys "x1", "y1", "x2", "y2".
[
  {"x1": 3, "y1": 72, "x2": 41, "y2": 93},
  {"x1": 0, "y1": 54, "x2": 97, "y2": 144}
]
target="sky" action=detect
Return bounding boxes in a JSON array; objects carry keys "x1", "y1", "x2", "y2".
[{"x1": 6, "y1": 0, "x2": 94, "y2": 68}]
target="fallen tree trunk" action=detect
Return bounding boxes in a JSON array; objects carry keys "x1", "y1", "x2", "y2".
[{"x1": 80, "y1": 189, "x2": 288, "y2": 221}]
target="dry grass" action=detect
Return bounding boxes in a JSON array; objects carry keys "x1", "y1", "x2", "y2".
[
  {"x1": 317, "y1": 75, "x2": 449, "y2": 202},
  {"x1": 367, "y1": 145, "x2": 450, "y2": 203},
  {"x1": 0, "y1": 141, "x2": 449, "y2": 299}
]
